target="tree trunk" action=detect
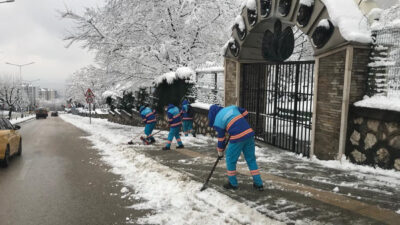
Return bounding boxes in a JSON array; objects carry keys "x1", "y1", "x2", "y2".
[{"x1": 8, "y1": 108, "x2": 12, "y2": 120}]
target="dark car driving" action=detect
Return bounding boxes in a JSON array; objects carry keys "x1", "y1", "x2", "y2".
[{"x1": 35, "y1": 108, "x2": 48, "y2": 119}]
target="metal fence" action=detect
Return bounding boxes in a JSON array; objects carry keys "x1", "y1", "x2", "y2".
[
  {"x1": 195, "y1": 68, "x2": 225, "y2": 106},
  {"x1": 368, "y1": 28, "x2": 400, "y2": 97}
]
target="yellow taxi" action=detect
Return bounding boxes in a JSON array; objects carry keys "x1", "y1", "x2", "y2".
[{"x1": 0, "y1": 118, "x2": 22, "y2": 167}]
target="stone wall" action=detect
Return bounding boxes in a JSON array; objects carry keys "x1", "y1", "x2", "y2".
[
  {"x1": 314, "y1": 50, "x2": 346, "y2": 160},
  {"x1": 347, "y1": 106, "x2": 400, "y2": 171},
  {"x1": 77, "y1": 107, "x2": 216, "y2": 137}
]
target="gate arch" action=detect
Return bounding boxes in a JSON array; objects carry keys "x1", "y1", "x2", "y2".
[
  {"x1": 224, "y1": 0, "x2": 354, "y2": 61},
  {"x1": 223, "y1": 0, "x2": 373, "y2": 159}
]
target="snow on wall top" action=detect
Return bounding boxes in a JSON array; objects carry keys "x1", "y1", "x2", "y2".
[
  {"x1": 154, "y1": 67, "x2": 195, "y2": 85},
  {"x1": 196, "y1": 66, "x2": 224, "y2": 74},
  {"x1": 354, "y1": 95, "x2": 400, "y2": 112},
  {"x1": 321, "y1": 0, "x2": 372, "y2": 43}
]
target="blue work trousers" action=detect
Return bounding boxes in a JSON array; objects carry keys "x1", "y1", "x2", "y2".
[
  {"x1": 182, "y1": 120, "x2": 193, "y2": 136},
  {"x1": 225, "y1": 137, "x2": 263, "y2": 187},
  {"x1": 166, "y1": 126, "x2": 183, "y2": 148}
]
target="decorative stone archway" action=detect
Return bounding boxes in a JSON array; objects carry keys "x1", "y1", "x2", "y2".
[{"x1": 224, "y1": 0, "x2": 371, "y2": 160}]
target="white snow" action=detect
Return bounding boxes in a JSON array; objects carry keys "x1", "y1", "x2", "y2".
[
  {"x1": 176, "y1": 67, "x2": 195, "y2": 80},
  {"x1": 191, "y1": 102, "x2": 212, "y2": 110},
  {"x1": 59, "y1": 114, "x2": 282, "y2": 225},
  {"x1": 234, "y1": 15, "x2": 246, "y2": 32},
  {"x1": 354, "y1": 95, "x2": 400, "y2": 112},
  {"x1": 321, "y1": 0, "x2": 372, "y2": 43},
  {"x1": 317, "y1": 19, "x2": 330, "y2": 29},
  {"x1": 154, "y1": 67, "x2": 194, "y2": 86},
  {"x1": 332, "y1": 187, "x2": 339, "y2": 193},
  {"x1": 300, "y1": 0, "x2": 315, "y2": 7},
  {"x1": 196, "y1": 67, "x2": 224, "y2": 74},
  {"x1": 102, "y1": 90, "x2": 120, "y2": 99},
  {"x1": 368, "y1": 8, "x2": 384, "y2": 21},
  {"x1": 397, "y1": 209, "x2": 400, "y2": 214},
  {"x1": 120, "y1": 187, "x2": 129, "y2": 193},
  {"x1": 10, "y1": 115, "x2": 35, "y2": 125},
  {"x1": 371, "y1": 3, "x2": 400, "y2": 30},
  {"x1": 245, "y1": 0, "x2": 257, "y2": 11},
  {"x1": 154, "y1": 71, "x2": 177, "y2": 85}
]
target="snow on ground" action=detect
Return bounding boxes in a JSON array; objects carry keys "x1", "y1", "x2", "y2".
[
  {"x1": 60, "y1": 114, "x2": 282, "y2": 225},
  {"x1": 354, "y1": 95, "x2": 400, "y2": 112},
  {"x1": 10, "y1": 115, "x2": 35, "y2": 125}
]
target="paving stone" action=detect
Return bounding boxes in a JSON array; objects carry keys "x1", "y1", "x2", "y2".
[
  {"x1": 351, "y1": 150, "x2": 366, "y2": 163},
  {"x1": 350, "y1": 131, "x2": 361, "y2": 146},
  {"x1": 364, "y1": 133, "x2": 377, "y2": 150}
]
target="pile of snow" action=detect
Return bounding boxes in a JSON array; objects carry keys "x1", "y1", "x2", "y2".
[
  {"x1": 154, "y1": 67, "x2": 195, "y2": 85},
  {"x1": 300, "y1": 0, "x2": 315, "y2": 7},
  {"x1": 10, "y1": 115, "x2": 35, "y2": 125},
  {"x1": 59, "y1": 114, "x2": 282, "y2": 225},
  {"x1": 321, "y1": 0, "x2": 372, "y2": 43},
  {"x1": 191, "y1": 102, "x2": 212, "y2": 110},
  {"x1": 354, "y1": 95, "x2": 400, "y2": 112}
]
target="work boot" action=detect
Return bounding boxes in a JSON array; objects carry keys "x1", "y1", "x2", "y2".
[
  {"x1": 192, "y1": 132, "x2": 196, "y2": 137},
  {"x1": 140, "y1": 137, "x2": 149, "y2": 145},
  {"x1": 176, "y1": 145, "x2": 185, "y2": 149},
  {"x1": 150, "y1": 137, "x2": 156, "y2": 143},
  {"x1": 162, "y1": 146, "x2": 170, "y2": 151},
  {"x1": 253, "y1": 183, "x2": 264, "y2": 192},
  {"x1": 223, "y1": 182, "x2": 238, "y2": 190},
  {"x1": 127, "y1": 141, "x2": 134, "y2": 145}
]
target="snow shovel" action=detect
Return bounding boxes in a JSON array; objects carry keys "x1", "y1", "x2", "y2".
[
  {"x1": 128, "y1": 130, "x2": 162, "y2": 145},
  {"x1": 200, "y1": 137, "x2": 230, "y2": 192}
]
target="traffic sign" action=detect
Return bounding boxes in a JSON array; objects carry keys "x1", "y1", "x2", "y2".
[
  {"x1": 86, "y1": 96, "x2": 94, "y2": 104},
  {"x1": 85, "y1": 88, "x2": 95, "y2": 98}
]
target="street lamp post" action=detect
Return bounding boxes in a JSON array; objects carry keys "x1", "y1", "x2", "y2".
[{"x1": 5, "y1": 62, "x2": 35, "y2": 83}]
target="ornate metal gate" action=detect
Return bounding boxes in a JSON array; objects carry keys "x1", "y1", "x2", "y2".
[{"x1": 241, "y1": 61, "x2": 314, "y2": 156}]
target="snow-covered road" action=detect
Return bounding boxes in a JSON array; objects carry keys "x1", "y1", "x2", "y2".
[
  {"x1": 60, "y1": 114, "x2": 282, "y2": 225},
  {"x1": 60, "y1": 114, "x2": 400, "y2": 224}
]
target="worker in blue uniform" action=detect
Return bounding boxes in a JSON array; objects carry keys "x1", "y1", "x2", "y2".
[
  {"x1": 135, "y1": 105, "x2": 157, "y2": 145},
  {"x1": 208, "y1": 104, "x2": 264, "y2": 191},
  {"x1": 181, "y1": 99, "x2": 196, "y2": 137},
  {"x1": 163, "y1": 104, "x2": 184, "y2": 150}
]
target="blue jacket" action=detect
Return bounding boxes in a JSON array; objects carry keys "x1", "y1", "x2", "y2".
[
  {"x1": 140, "y1": 107, "x2": 156, "y2": 124},
  {"x1": 167, "y1": 104, "x2": 182, "y2": 128},
  {"x1": 208, "y1": 105, "x2": 254, "y2": 152},
  {"x1": 181, "y1": 100, "x2": 193, "y2": 121}
]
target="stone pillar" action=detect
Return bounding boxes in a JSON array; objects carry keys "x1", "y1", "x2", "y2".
[
  {"x1": 311, "y1": 45, "x2": 370, "y2": 160},
  {"x1": 224, "y1": 58, "x2": 239, "y2": 106}
]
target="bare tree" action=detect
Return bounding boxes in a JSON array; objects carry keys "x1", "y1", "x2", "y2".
[{"x1": 0, "y1": 75, "x2": 26, "y2": 119}]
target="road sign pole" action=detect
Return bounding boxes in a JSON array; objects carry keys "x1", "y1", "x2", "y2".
[{"x1": 89, "y1": 102, "x2": 92, "y2": 124}]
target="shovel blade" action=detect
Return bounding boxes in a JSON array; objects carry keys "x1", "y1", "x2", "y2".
[{"x1": 200, "y1": 184, "x2": 208, "y2": 192}]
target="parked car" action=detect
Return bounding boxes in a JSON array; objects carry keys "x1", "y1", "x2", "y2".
[
  {"x1": 35, "y1": 108, "x2": 48, "y2": 119},
  {"x1": 51, "y1": 111, "x2": 58, "y2": 117},
  {"x1": 0, "y1": 118, "x2": 22, "y2": 167}
]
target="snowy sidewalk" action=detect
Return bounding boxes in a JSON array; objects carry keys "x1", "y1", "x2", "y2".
[{"x1": 60, "y1": 114, "x2": 400, "y2": 225}]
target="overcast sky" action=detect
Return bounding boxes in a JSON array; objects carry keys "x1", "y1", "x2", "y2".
[{"x1": 0, "y1": 0, "x2": 104, "y2": 94}]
